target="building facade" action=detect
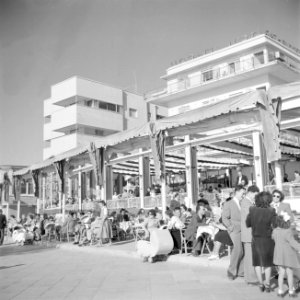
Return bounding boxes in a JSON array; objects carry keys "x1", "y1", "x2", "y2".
[
  {"x1": 146, "y1": 32, "x2": 300, "y2": 116},
  {"x1": 43, "y1": 76, "x2": 149, "y2": 159}
]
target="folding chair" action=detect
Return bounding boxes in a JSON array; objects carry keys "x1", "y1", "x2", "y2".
[{"x1": 200, "y1": 233, "x2": 212, "y2": 255}]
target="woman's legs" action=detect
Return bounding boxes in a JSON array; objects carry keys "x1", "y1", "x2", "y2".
[
  {"x1": 264, "y1": 266, "x2": 272, "y2": 286},
  {"x1": 277, "y1": 266, "x2": 286, "y2": 293},
  {"x1": 286, "y1": 267, "x2": 295, "y2": 293},
  {"x1": 208, "y1": 241, "x2": 221, "y2": 259},
  {"x1": 255, "y1": 266, "x2": 263, "y2": 285}
]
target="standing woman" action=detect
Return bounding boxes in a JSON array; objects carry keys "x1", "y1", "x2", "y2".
[
  {"x1": 98, "y1": 201, "x2": 112, "y2": 246},
  {"x1": 271, "y1": 189, "x2": 294, "y2": 223},
  {"x1": 246, "y1": 191, "x2": 276, "y2": 292}
]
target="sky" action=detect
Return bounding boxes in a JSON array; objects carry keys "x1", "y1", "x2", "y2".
[{"x1": 0, "y1": 0, "x2": 299, "y2": 166}]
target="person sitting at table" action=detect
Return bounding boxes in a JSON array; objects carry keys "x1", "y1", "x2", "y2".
[
  {"x1": 136, "y1": 209, "x2": 146, "y2": 224},
  {"x1": 208, "y1": 216, "x2": 233, "y2": 260},
  {"x1": 167, "y1": 207, "x2": 185, "y2": 230},
  {"x1": 78, "y1": 211, "x2": 95, "y2": 246},
  {"x1": 185, "y1": 203, "x2": 209, "y2": 256},
  {"x1": 180, "y1": 204, "x2": 192, "y2": 224},
  {"x1": 142, "y1": 209, "x2": 160, "y2": 239},
  {"x1": 117, "y1": 208, "x2": 130, "y2": 223}
]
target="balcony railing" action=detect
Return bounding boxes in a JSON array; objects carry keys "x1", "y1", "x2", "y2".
[{"x1": 145, "y1": 55, "x2": 299, "y2": 102}]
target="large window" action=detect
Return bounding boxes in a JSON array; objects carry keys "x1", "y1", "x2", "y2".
[{"x1": 83, "y1": 98, "x2": 122, "y2": 113}]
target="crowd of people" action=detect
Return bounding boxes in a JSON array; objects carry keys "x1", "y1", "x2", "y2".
[
  {"x1": 222, "y1": 183, "x2": 300, "y2": 297},
  {"x1": 2, "y1": 167, "x2": 300, "y2": 297}
]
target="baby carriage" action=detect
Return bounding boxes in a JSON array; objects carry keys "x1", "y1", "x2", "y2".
[
  {"x1": 12, "y1": 225, "x2": 34, "y2": 246},
  {"x1": 136, "y1": 228, "x2": 174, "y2": 263}
]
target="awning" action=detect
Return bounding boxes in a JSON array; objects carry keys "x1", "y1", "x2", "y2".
[{"x1": 14, "y1": 145, "x2": 88, "y2": 176}]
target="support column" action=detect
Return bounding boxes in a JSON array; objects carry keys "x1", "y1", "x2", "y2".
[
  {"x1": 86, "y1": 171, "x2": 90, "y2": 198},
  {"x1": 78, "y1": 167, "x2": 82, "y2": 210},
  {"x1": 185, "y1": 136, "x2": 199, "y2": 208},
  {"x1": 252, "y1": 132, "x2": 268, "y2": 191},
  {"x1": 49, "y1": 173, "x2": 53, "y2": 206},
  {"x1": 103, "y1": 165, "x2": 113, "y2": 202},
  {"x1": 161, "y1": 177, "x2": 166, "y2": 220},
  {"x1": 67, "y1": 177, "x2": 72, "y2": 199},
  {"x1": 275, "y1": 161, "x2": 283, "y2": 190},
  {"x1": 139, "y1": 153, "x2": 150, "y2": 209},
  {"x1": 42, "y1": 176, "x2": 46, "y2": 210}
]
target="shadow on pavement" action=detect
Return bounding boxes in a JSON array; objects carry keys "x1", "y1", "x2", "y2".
[
  {"x1": 0, "y1": 264, "x2": 25, "y2": 270},
  {"x1": 0, "y1": 243, "x2": 58, "y2": 257}
]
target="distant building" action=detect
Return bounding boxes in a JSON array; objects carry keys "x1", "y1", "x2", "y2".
[
  {"x1": 146, "y1": 31, "x2": 300, "y2": 116},
  {"x1": 43, "y1": 76, "x2": 150, "y2": 159},
  {"x1": 0, "y1": 165, "x2": 35, "y2": 219}
]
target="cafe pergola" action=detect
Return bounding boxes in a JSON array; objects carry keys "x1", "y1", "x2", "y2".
[{"x1": 13, "y1": 82, "x2": 300, "y2": 219}]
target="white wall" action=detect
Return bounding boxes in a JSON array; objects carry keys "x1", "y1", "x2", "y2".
[{"x1": 77, "y1": 77, "x2": 123, "y2": 106}]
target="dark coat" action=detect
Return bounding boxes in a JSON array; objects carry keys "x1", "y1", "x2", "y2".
[{"x1": 0, "y1": 214, "x2": 7, "y2": 229}]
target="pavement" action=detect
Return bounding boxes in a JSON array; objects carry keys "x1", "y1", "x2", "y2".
[
  {"x1": 0, "y1": 239, "x2": 280, "y2": 300},
  {"x1": 58, "y1": 240, "x2": 230, "y2": 269}
]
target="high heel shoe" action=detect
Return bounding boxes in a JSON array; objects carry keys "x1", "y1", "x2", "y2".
[
  {"x1": 259, "y1": 284, "x2": 265, "y2": 292},
  {"x1": 264, "y1": 284, "x2": 271, "y2": 293}
]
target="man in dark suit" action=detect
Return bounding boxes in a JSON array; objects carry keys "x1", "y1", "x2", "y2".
[
  {"x1": 222, "y1": 185, "x2": 246, "y2": 280},
  {"x1": 0, "y1": 209, "x2": 7, "y2": 245},
  {"x1": 235, "y1": 167, "x2": 248, "y2": 187}
]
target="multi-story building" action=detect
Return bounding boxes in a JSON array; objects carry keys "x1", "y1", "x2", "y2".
[
  {"x1": 43, "y1": 76, "x2": 149, "y2": 159},
  {"x1": 146, "y1": 31, "x2": 300, "y2": 116},
  {"x1": 145, "y1": 31, "x2": 300, "y2": 186}
]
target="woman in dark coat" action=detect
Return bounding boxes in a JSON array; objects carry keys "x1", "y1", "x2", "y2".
[{"x1": 246, "y1": 191, "x2": 276, "y2": 293}]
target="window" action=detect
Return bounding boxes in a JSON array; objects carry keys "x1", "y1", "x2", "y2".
[
  {"x1": 129, "y1": 108, "x2": 138, "y2": 118},
  {"x1": 202, "y1": 70, "x2": 213, "y2": 82},
  {"x1": 229, "y1": 62, "x2": 235, "y2": 74},
  {"x1": 85, "y1": 100, "x2": 93, "y2": 107},
  {"x1": 254, "y1": 51, "x2": 264, "y2": 65}
]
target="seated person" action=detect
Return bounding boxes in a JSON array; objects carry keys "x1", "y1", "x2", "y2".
[
  {"x1": 58, "y1": 212, "x2": 76, "y2": 240},
  {"x1": 135, "y1": 209, "x2": 146, "y2": 224},
  {"x1": 142, "y1": 209, "x2": 160, "y2": 239},
  {"x1": 170, "y1": 193, "x2": 181, "y2": 211},
  {"x1": 180, "y1": 204, "x2": 192, "y2": 225},
  {"x1": 185, "y1": 203, "x2": 209, "y2": 256},
  {"x1": 208, "y1": 218, "x2": 233, "y2": 260},
  {"x1": 167, "y1": 207, "x2": 185, "y2": 230},
  {"x1": 78, "y1": 211, "x2": 95, "y2": 246},
  {"x1": 117, "y1": 209, "x2": 130, "y2": 223}
]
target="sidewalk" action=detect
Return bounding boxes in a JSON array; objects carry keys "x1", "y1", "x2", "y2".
[{"x1": 59, "y1": 240, "x2": 229, "y2": 269}]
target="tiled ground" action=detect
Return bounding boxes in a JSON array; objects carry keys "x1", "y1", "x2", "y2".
[{"x1": 0, "y1": 245, "x2": 281, "y2": 300}]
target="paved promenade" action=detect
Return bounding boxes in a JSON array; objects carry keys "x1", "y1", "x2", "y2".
[{"x1": 0, "y1": 241, "x2": 281, "y2": 300}]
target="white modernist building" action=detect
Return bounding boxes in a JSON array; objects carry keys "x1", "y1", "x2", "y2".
[
  {"x1": 146, "y1": 31, "x2": 300, "y2": 116},
  {"x1": 43, "y1": 76, "x2": 149, "y2": 159},
  {"x1": 146, "y1": 31, "x2": 300, "y2": 184}
]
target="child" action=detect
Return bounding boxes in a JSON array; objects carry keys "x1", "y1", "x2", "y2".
[{"x1": 272, "y1": 211, "x2": 300, "y2": 297}]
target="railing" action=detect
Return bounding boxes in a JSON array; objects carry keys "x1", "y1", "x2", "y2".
[
  {"x1": 145, "y1": 55, "x2": 292, "y2": 102},
  {"x1": 106, "y1": 193, "x2": 187, "y2": 210},
  {"x1": 264, "y1": 183, "x2": 300, "y2": 198}
]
